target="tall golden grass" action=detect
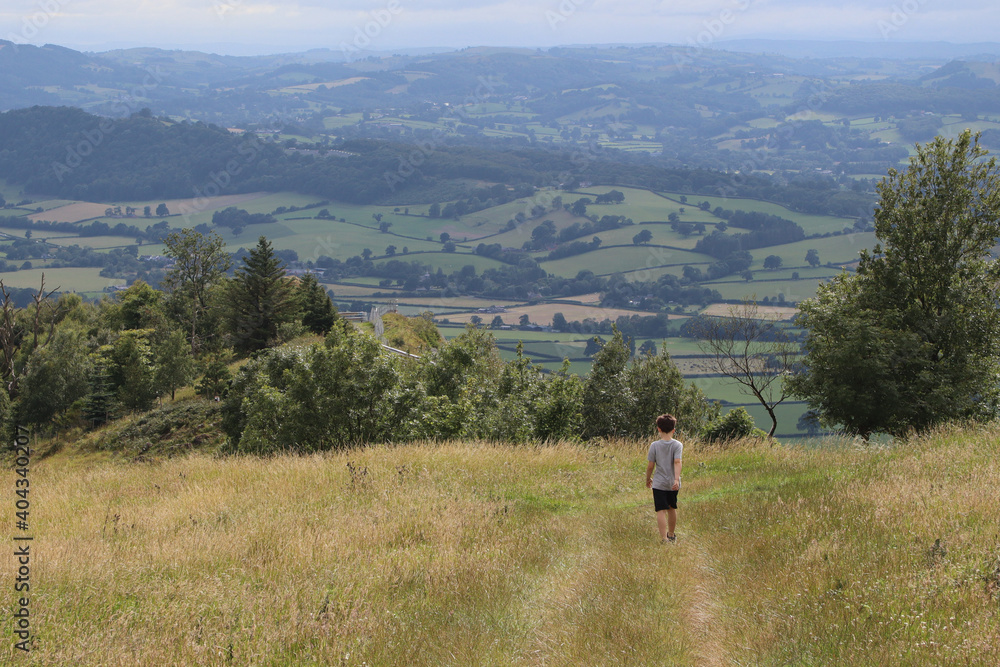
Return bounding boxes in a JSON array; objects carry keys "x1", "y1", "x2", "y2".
[{"x1": 2, "y1": 426, "x2": 998, "y2": 665}]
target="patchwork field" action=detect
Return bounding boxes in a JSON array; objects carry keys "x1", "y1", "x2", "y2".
[{"x1": 0, "y1": 182, "x2": 879, "y2": 436}]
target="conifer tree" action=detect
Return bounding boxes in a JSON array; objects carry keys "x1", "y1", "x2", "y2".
[
  {"x1": 297, "y1": 272, "x2": 338, "y2": 335},
  {"x1": 226, "y1": 236, "x2": 299, "y2": 356}
]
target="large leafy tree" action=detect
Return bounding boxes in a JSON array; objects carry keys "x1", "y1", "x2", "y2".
[
  {"x1": 226, "y1": 236, "x2": 299, "y2": 356},
  {"x1": 790, "y1": 130, "x2": 1000, "y2": 438},
  {"x1": 162, "y1": 229, "x2": 231, "y2": 355}
]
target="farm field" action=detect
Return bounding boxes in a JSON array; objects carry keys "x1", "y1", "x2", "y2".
[
  {"x1": 0, "y1": 226, "x2": 75, "y2": 239},
  {"x1": 540, "y1": 245, "x2": 714, "y2": 278},
  {"x1": 745, "y1": 233, "x2": 874, "y2": 270},
  {"x1": 702, "y1": 277, "x2": 834, "y2": 303},
  {"x1": 0, "y1": 181, "x2": 873, "y2": 437},
  {"x1": 585, "y1": 225, "x2": 702, "y2": 250},
  {"x1": 700, "y1": 303, "x2": 799, "y2": 320},
  {"x1": 444, "y1": 303, "x2": 662, "y2": 327},
  {"x1": 46, "y1": 235, "x2": 141, "y2": 249},
  {"x1": 0, "y1": 266, "x2": 123, "y2": 292}
]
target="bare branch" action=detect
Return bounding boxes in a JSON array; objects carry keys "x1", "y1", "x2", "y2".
[{"x1": 690, "y1": 298, "x2": 798, "y2": 437}]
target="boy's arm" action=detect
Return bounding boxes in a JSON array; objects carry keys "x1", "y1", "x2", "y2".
[
  {"x1": 672, "y1": 458, "x2": 682, "y2": 490},
  {"x1": 645, "y1": 460, "x2": 655, "y2": 488}
]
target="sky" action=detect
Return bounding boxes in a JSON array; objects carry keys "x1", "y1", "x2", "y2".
[{"x1": 2, "y1": 0, "x2": 999, "y2": 56}]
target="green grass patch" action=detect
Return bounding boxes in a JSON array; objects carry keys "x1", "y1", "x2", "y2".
[{"x1": 0, "y1": 266, "x2": 122, "y2": 292}]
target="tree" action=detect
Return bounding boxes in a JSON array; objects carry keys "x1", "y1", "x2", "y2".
[
  {"x1": 196, "y1": 353, "x2": 233, "y2": 399},
  {"x1": 790, "y1": 131, "x2": 1000, "y2": 438},
  {"x1": 162, "y1": 229, "x2": 230, "y2": 355},
  {"x1": 688, "y1": 300, "x2": 798, "y2": 437},
  {"x1": 0, "y1": 277, "x2": 62, "y2": 398},
  {"x1": 491, "y1": 315, "x2": 505, "y2": 328},
  {"x1": 805, "y1": 248, "x2": 821, "y2": 267},
  {"x1": 632, "y1": 229, "x2": 653, "y2": 245},
  {"x1": 740, "y1": 269, "x2": 754, "y2": 282},
  {"x1": 582, "y1": 328, "x2": 715, "y2": 439},
  {"x1": 385, "y1": 245, "x2": 396, "y2": 256},
  {"x1": 153, "y1": 329, "x2": 195, "y2": 401},
  {"x1": 428, "y1": 203, "x2": 441, "y2": 218},
  {"x1": 156, "y1": 203, "x2": 169, "y2": 216},
  {"x1": 226, "y1": 236, "x2": 299, "y2": 356},
  {"x1": 104, "y1": 329, "x2": 158, "y2": 412},
  {"x1": 297, "y1": 273, "x2": 338, "y2": 335},
  {"x1": 439, "y1": 232, "x2": 451, "y2": 243},
  {"x1": 16, "y1": 328, "x2": 91, "y2": 427},
  {"x1": 361, "y1": 248, "x2": 373, "y2": 260},
  {"x1": 763, "y1": 255, "x2": 783, "y2": 270},
  {"x1": 552, "y1": 312, "x2": 568, "y2": 331}
]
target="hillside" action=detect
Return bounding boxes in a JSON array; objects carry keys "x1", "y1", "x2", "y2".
[{"x1": 4, "y1": 426, "x2": 997, "y2": 664}]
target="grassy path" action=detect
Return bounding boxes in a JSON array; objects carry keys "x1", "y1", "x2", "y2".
[{"x1": 3, "y1": 431, "x2": 999, "y2": 665}]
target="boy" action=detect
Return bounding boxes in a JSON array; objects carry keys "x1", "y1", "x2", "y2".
[{"x1": 646, "y1": 414, "x2": 683, "y2": 543}]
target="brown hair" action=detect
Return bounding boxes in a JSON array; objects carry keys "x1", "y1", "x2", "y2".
[{"x1": 656, "y1": 414, "x2": 677, "y2": 434}]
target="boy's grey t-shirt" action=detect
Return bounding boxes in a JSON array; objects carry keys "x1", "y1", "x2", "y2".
[{"x1": 647, "y1": 438, "x2": 683, "y2": 491}]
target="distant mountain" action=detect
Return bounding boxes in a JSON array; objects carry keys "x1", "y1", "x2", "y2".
[
  {"x1": 716, "y1": 39, "x2": 1000, "y2": 61},
  {"x1": 0, "y1": 41, "x2": 152, "y2": 110}
]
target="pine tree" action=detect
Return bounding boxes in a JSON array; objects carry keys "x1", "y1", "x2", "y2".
[
  {"x1": 83, "y1": 363, "x2": 114, "y2": 428},
  {"x1": 227, "y1": 236, "x2": 299, "y2": 356},
  {"x1": 297, "y1": 273, "x2": 338, "y2": 335}
]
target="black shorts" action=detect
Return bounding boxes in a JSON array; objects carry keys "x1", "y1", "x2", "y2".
[{"x1": 652, "y1": 488, "x2": 678, "y2": 511}]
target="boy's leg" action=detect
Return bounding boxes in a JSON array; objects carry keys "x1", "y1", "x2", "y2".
[
  {"x1": 656, "y1": 509, "x2": 668, "y2": 540},
  {"x1": 667, "y1": 508, "x2": 677, "y2": 537}
]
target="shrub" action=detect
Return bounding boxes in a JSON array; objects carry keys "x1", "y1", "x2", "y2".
[{"x1": 703, "y1": 407, "x2": 768, "y2": 443}]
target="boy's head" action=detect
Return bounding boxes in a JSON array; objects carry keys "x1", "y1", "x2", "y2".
[{"x1": 655, "y1": 414, "x2": 677, "y2": 435}]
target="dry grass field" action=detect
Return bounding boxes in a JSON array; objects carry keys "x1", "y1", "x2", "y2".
[{"x1": 2, "y1": 424, "x2": 998, "y2": 665}]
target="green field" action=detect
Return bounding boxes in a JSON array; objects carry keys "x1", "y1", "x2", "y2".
[
  {"x1": 0, "y1": 266, "x2": 123, "y2": 292},
  {"x1": 541, "y1": 245, "x2": 714, "y2": 278},
  {"x1": 743, "y1": 233, "x2": 874, "y2": 271},
  {"x1": 702, "y1": 277, "x2": 834, "y2": 303},
  {"x1": 46, "y1": 235, "x2": 141, "y2": 249},
  {"x1": 0, "y1": 226, "x2": 74, "y2": 240}
]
